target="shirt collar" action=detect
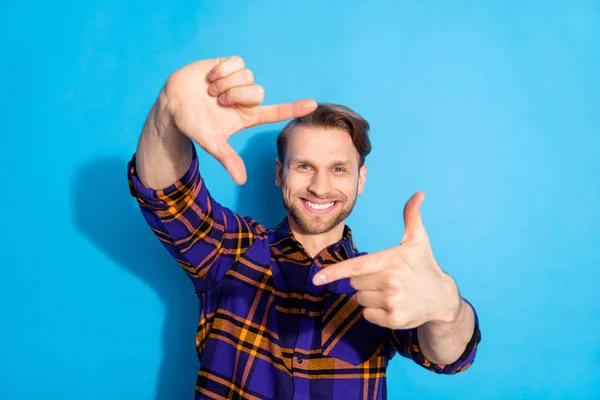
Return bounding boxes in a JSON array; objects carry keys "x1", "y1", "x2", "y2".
[
  {"x1": 271, "y1": 217, "x2": 359, "y2": 260},
  {"x1": 270, "y1": 217, "x2": 362, "y2": 294}
]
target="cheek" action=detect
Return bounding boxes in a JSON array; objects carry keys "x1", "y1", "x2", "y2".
[
  {"x1": 339, "y1": 178, "x2": 359, "y2": 198},
  {"x1": 283, "y1": 174, "x2": 307, "y2": 193},
  {"x1": 280, "y1": 180, "x2": 298, "y2": 201}
]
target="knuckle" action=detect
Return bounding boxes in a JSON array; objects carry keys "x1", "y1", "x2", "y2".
[
  {"x1": 392, "y1": 265, "x2": 406, "y2": 278},
  {"x1": 387, "y1": 311, "x2": 405, "y2": 328},
  {"x1": 244, "y1": 68, "x2": 254, "y2": 83},
  {"x1": 230, "y1": 55, "x2": 245, "y2": 67},
  {"x1": 165, "y1": 73, "x2": 177, "y2": 92},
  {"x1": 349, "y1": 262, "x2": 364, "y2": 277},
  {"x1": 384, "y1": 295, "x2": 398, "y2": 311},
  {"x1": 255, "y1": 85, "x2": 265, "y2": 100},
  {"x1": 363, "y1": 308, "x2": 376, "y2": 323},
  {"x1": 356, "y1": 290, "x2": 365, "y2": 305},
  {"x1": 390, "y1": 253, "x2": 406, "y2": 268},
  {"x1": 382, "y1": 272, "x2": 401, "y2": 291}
]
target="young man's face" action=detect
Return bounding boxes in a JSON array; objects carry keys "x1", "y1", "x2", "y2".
[{"x1": 276, "y1": 125, "x2": 367, "y2": 235}]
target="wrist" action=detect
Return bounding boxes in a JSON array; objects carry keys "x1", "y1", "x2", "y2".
[
  {"x1": 141, "y1": 88, "x2": 190, "y2": 157},
  {"x1": 431, "y1": 275, "x2": 462, "y2": 325},
  {"x1": 154, "y1": 87, "x2": 180, "y2": 140},
  {"x1": 137, "y1": 88, "x2": 191, "y2": 169}
]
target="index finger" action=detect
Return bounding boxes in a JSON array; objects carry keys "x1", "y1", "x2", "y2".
[
  {"x1": 253, "y1": 99, "x2": 318, "y2": 126},
  {"x1": 312, "y1": 250, "x2": 389, "y2": 286}
]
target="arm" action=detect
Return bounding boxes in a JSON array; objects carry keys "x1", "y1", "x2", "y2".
[
  {"x1": 390, "y1": 297, "x2": 481, "y2": 375},
  {"x1": 417, "y1": 297, "x2": 475, "y2": 365},
  {"x1": 127, "y1": 56, "x2": 316, "y2": 292},
  {"x1": 312, "y1": 191, "x2": 482, "y2": 374},
  {"x1": 128, "y1": 143, "x2": 260, "y2": 293},
  {"x1": 134, "y1": 87, "x2": 193, "y2": 191}
]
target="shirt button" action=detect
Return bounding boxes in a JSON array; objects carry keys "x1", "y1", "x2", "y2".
[{"x1": 296, "y1": 354, "x2": 303, "y2": 364}]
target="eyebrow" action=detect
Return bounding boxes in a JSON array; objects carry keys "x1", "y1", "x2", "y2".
[{"x1": 289, "y1": 158, "x2": 353, "y2": 167}]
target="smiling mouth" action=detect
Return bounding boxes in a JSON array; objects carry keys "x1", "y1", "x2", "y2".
[{"x1": 301, "y1": 198, "x2": 339, "y2": 214}]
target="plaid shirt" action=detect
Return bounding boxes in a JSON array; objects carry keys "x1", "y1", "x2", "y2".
[{"x1": 127, "y1": 145, "x2": 481, "y2": 400}]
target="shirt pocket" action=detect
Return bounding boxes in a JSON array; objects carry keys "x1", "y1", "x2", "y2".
[{"x1": 320, "y1": 293, "x2": 387, "y2": 366}]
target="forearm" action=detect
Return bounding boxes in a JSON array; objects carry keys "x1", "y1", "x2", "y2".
[
  {"x1": 135, "y1": 87, "x2": 193, "y2": 190},
  {"x1": 417, "y1": 297, "x2": 475, "y2": 365}
]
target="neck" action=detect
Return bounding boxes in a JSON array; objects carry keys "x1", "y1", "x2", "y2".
[{"x1": 287, "y1": 216, "x2": 346, "y2": 258}]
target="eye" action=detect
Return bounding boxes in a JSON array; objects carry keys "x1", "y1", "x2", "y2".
[
  {"x1": 298, "y1": 164, "x2": 312, "y2": 170},
  {"x1": 333, "y1": 167, "x2": 346, "y2": 173}
]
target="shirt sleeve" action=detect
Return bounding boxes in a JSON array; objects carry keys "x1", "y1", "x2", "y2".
[
  {"x1": 388, "y1": 298, "x2": 481, "y2": 375},
  {"x1": 126, "y1": 144, "x2": 263, "y2": 293}
]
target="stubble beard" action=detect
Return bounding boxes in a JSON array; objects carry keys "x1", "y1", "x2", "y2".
[{"x1": 282, "y1": 192, "x2": 358, "y2": 235}]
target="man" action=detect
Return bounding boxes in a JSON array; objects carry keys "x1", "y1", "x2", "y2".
[{"x1": 128, "y1": 55, "x2": 481, "y2": 400}]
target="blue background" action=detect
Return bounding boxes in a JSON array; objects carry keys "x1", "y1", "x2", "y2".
[{"x1": 1, "y1": 1, "x2": 599, "y2": 399}]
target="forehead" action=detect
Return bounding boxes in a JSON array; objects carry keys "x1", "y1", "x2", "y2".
[{"x1": 285, "y1": 125, "x2": 359, "y2": 165}]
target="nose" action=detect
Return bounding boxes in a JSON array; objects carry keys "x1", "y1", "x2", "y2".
[{"x1": 307, "y1": 170, "x2": 332, "y2": 198}]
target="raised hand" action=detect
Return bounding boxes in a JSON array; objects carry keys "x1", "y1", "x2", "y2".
[
  {"x1": 312, "y1": 192, "x2": 462, "y2": 330},
  {"x1": 165, "y1": 56, "x2": 317, "y2": 184}
]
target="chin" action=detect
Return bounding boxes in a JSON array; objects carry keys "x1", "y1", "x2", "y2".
[
  {"x1": 282, "y1": 193, "x2": 357, "y2": 235},
  {"x1": 292, "y1": 206, "x2": 347, "y2": 235},
  {"x1": 299, "y1": 219, "x2": 337, "y2": 235}
]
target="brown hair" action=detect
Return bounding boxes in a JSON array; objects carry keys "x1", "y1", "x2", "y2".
[{"x1": 276, "y1": 103, "x2": 372, "y2": 167}]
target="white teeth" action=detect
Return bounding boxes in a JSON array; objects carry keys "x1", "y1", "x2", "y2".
[{"x1": 305, "y1": 201, "x2": 335, "y2": 210}]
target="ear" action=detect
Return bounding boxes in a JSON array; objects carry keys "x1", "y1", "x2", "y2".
[
  {"x1": 275, "y1": 158, "x2": 283, "y2": 187},
  {"x1": 358, "y1": 165, "x2": 367, "y2": 194}
]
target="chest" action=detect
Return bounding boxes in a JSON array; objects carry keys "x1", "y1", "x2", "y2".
[{"x1": 205, "y1": 242, "x2": 388, "y2": 367}]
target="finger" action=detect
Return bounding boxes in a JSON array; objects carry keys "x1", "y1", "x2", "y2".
[
  {"x1": 356, "y1": 291, "x2": 385, "y2": 309},
  {"x1": 219, "y1": 85, "x2": 265, "y2": 107},
  {"x1": 209, "y1": 140, "x2": 247, "y2": 185},
  {"x1": 349, "y1": 272, "x2": 384, "y2": 291},
  {"x1": 362, "y1": 308, "x2": 390, "y2": 328},
  {"x1": 364, "y1": 308, "x2": 420, "y2": 330},
  {"x1": 208, "y1": 68, "x2": 254, "y2": 96},
  {"x1": 207, "y1": 55, "x2": 246, "y2": 81},
  {"x1": 253, "y1": 99, "x2": 318, "y2": 126},
  {"x1": 313, "y1": 250, "x2": 390, "y2": 286}
]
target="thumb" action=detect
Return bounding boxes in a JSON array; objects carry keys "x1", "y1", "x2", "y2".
[
  {"x1": 211, "y1": 140, "x2": 247, "y2": 185},
  {"x1": 401, "y1": 191, "x2": 429, "y2": 244}
]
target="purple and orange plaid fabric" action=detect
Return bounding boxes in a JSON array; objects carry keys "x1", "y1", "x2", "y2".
[{"x1": 127, "y1": 145, "x2": 481, "y2": 400}]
